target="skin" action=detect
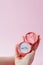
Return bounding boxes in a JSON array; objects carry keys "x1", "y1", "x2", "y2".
[
  {"x1": 0, "y1": 36, "x2": 40, "y2": 65},
  {"x1": 0, "y1": 57, "x2": 14, "y2": 65},
  {"x1": 15, "y1": 50, "x2": 35, "y2": 65}
]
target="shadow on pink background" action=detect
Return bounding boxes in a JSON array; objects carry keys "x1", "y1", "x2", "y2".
[{"x1": 0, "y1": 0, "x2": 43, "y2": 65}]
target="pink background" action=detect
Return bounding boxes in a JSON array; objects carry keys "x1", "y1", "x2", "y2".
[{"x1": 0, "y1": 0, "x2": 43, "y2": 65}]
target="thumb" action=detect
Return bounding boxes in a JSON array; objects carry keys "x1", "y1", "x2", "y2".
[{"x1": 23, "y1": 50, "x2": 35, "y2": 62}]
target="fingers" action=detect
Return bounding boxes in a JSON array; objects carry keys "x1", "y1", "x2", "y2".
[
  {"x1": 22, "y1": 36, "x2": 25, "y2": 42},
  {"x1": 15, "y1": 44, "x2": 19, "y2": 57},
  {"x1": 32, "y1": 35, "x2": 40, "y2": 51},
  {"x1": 28, "y1": 50, "x2": 35, "y2": 64},
  {"x1": 15, "y1": 44, "x2": 23, "y2": 59}
]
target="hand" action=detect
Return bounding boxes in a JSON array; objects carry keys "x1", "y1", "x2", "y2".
[
  {"x1": 15, "y1": 50, "x2": 35, "y2": 65},
  {"x1": 15, "y1": 36, "x2": 40, "y2": 65}
]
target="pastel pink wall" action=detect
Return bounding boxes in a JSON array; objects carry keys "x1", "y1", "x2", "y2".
[{"x1": 0, "y1": 0, "x2": 43, "y2": 65}]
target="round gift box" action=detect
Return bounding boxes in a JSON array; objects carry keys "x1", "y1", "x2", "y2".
[
  {"x1": 16, "y1": 42, "x2": 32, "y2": 57},
  {"x1": 25, "y1": 32, "x2": 39, "y2": 45}
]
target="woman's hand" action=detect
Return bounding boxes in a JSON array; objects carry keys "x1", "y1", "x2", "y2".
[
  {"x1": 15, "y1": 36, "x2": 40, "y2": 65},
  {"x1": 15, "y1": 50, "x2": 35, "y2": 65}
]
